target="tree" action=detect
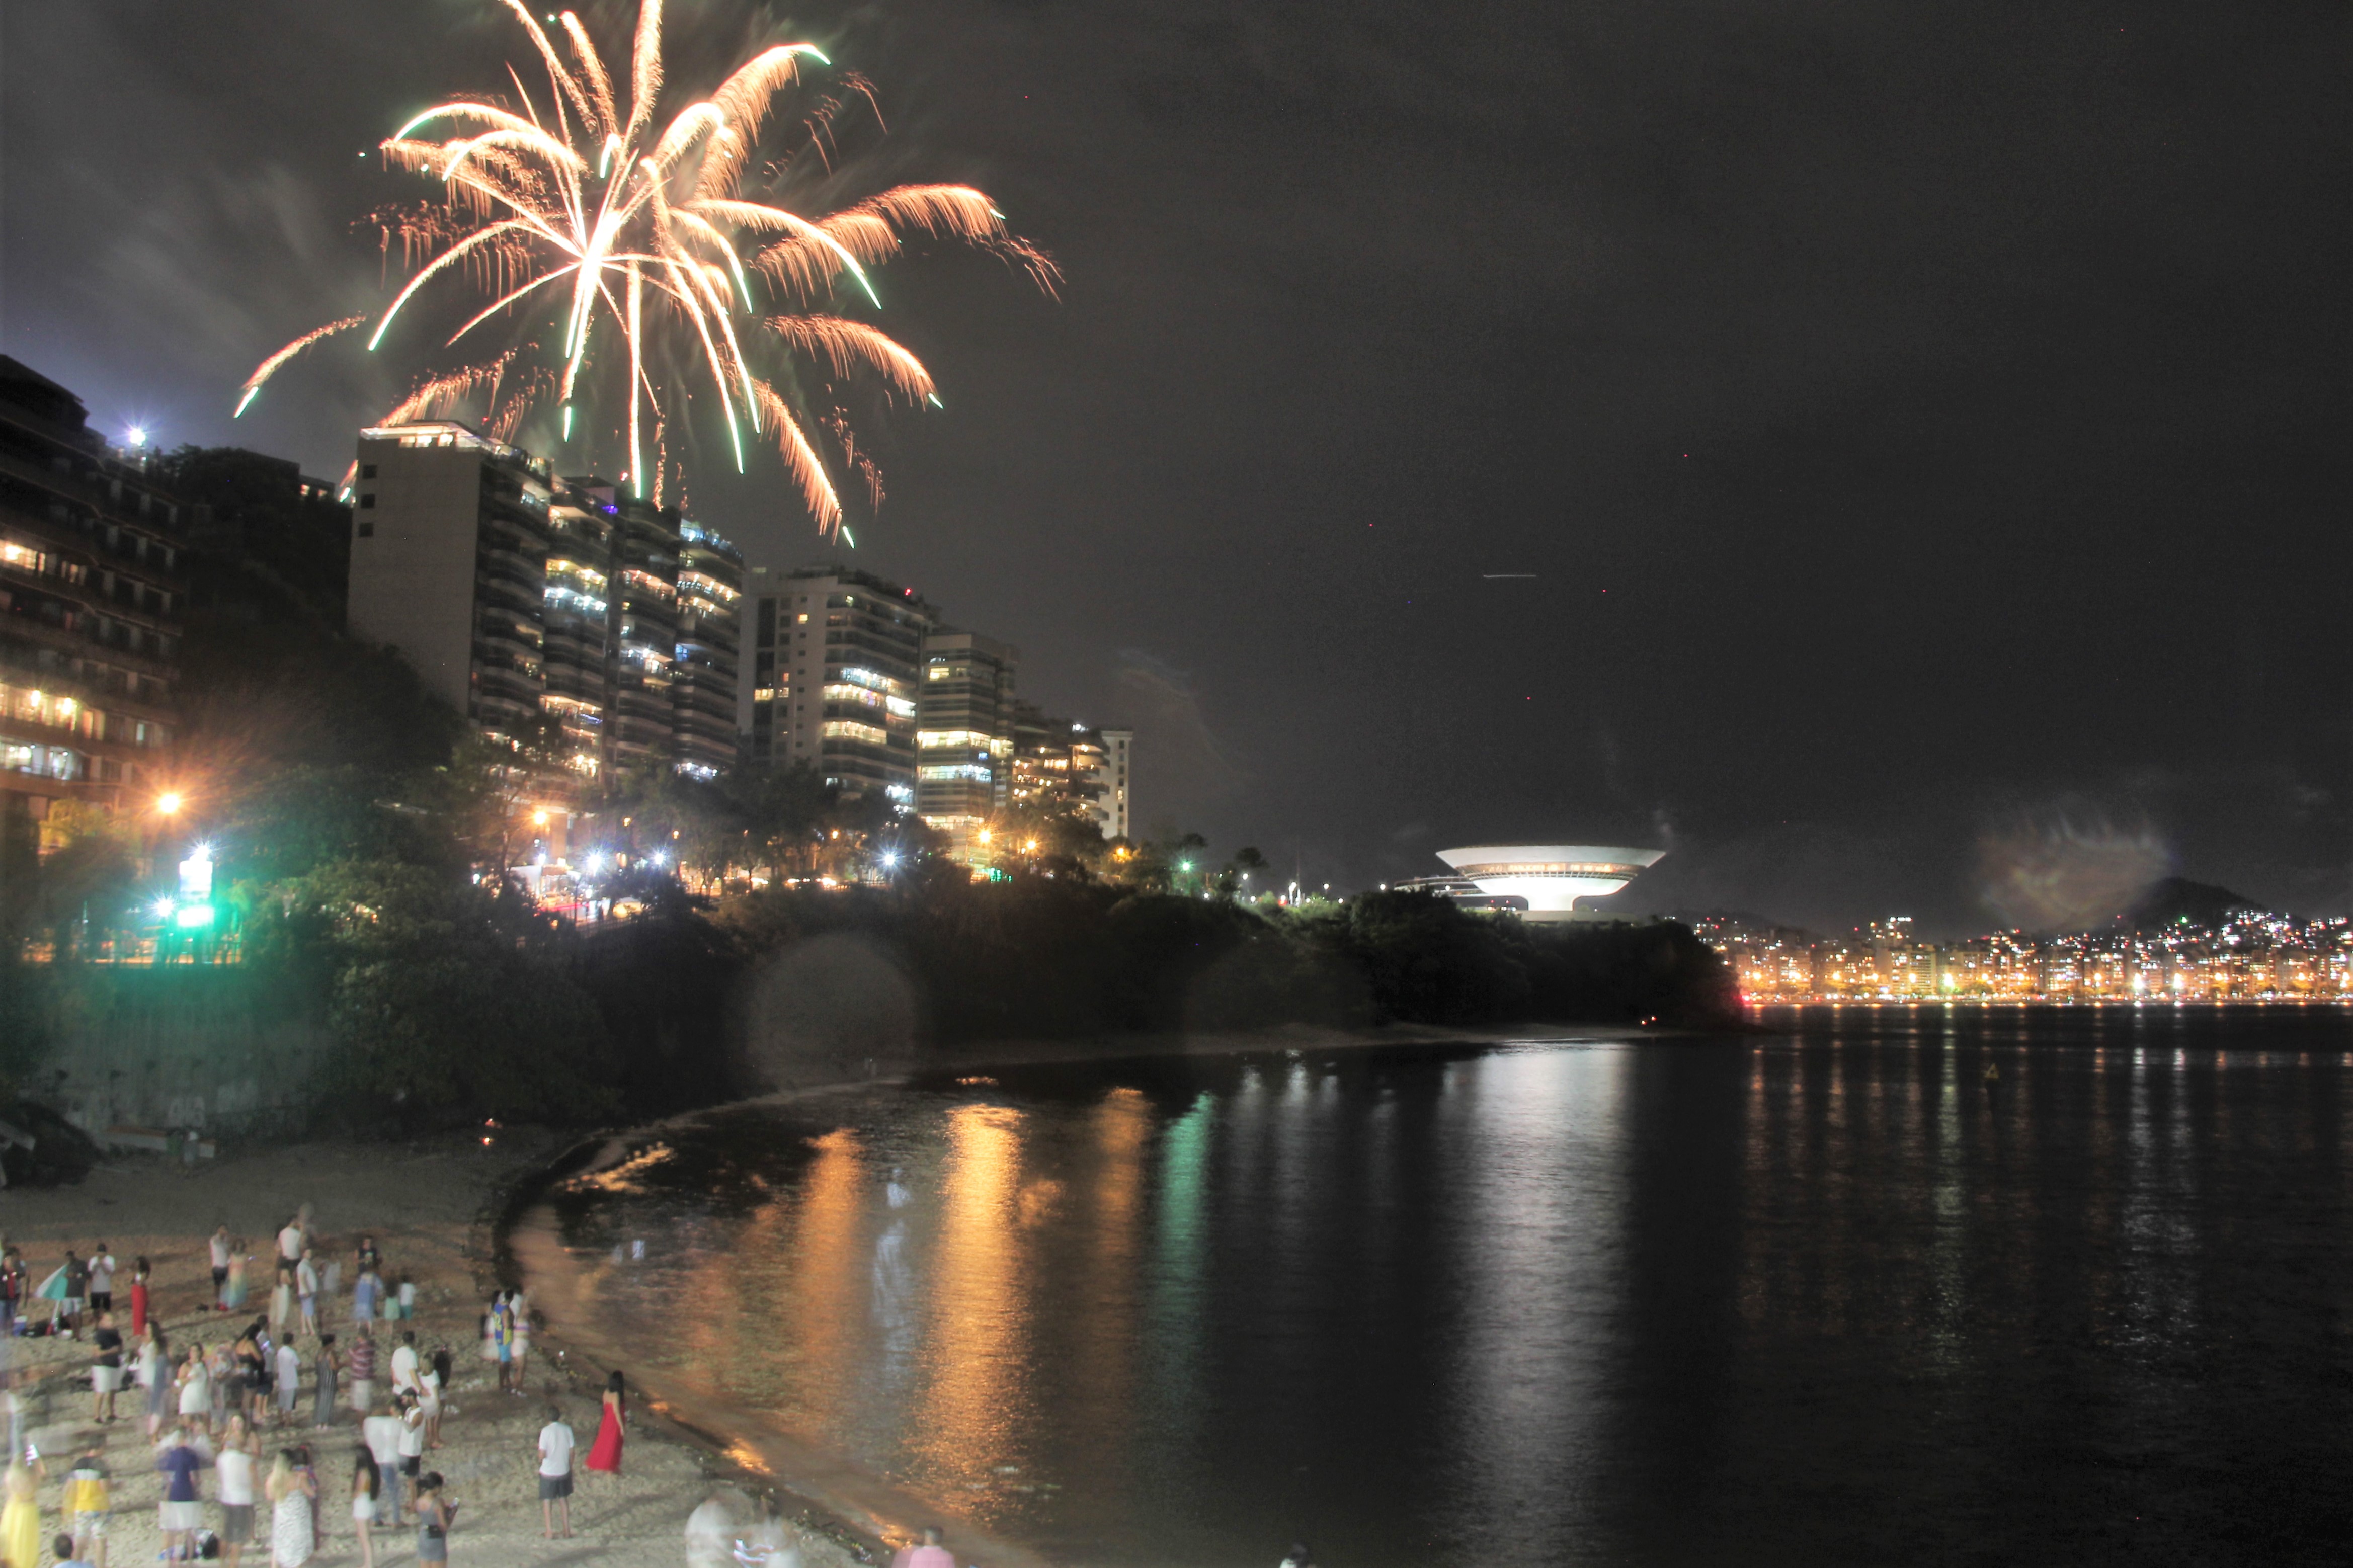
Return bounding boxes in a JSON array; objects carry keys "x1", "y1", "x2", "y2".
[{"x1": 253, "y1": 858, "x2": 616, "y2": 1127}]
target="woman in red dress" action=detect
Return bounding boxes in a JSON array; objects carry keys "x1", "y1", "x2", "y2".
[
  {"x1": 130, "y1": 1256, "x2": 151, "y2": 1338},
  {"x1": 585, "y1": 1370, "x2": 626, "y2": 1476}
]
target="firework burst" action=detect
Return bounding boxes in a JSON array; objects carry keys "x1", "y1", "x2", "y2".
[{"x1": 236, "y1": 0, "x2": 1056, "y2": 534}]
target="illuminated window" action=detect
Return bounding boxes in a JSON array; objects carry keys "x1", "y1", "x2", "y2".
[
  {"x1": 918, "y1": 764, "x2": 993, "y2": 782},
  {"x1": 822, "y1": 720, "x2": 888, "y2": 746}
]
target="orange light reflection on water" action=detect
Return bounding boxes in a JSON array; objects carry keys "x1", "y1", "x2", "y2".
[
  {"x1": 1067, "y1": 1089, "x2": 1150, "y2": 1482},
  {"x1": 910, "y1": 1103, "x2": 1031, "y2": 1506},
  {"x1": 782, "y1": 1128, "x2": 871, "y2": 1437}
]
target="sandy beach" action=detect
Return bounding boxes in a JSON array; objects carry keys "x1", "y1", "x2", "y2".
[{"x1": 0, "y1": 1131, "x2": 868, "y2": 1568}]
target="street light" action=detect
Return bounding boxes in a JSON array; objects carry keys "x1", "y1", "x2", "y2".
[
  {"x1": 531, "y1": 808, "x2": 550, "y2": 827},
  {"x1": 156, "y1": 792, "x2": 184, "y2": 816}
]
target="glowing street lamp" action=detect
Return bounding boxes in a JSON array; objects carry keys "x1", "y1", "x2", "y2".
[
  {"x1": 530, "y1": 808, "x2": 550, "y2": 828},
  {"x1": 156, "y1": 792, "x2": 184, "y2": 816}
]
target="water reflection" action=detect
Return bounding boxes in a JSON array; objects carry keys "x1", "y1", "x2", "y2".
[
  {"x1": 549, "y1": 1008, "x2": 2353, "y2": 1567},
  {"x1": 913, "y1": 1104, "x2": 1032, "y2": 1504}
]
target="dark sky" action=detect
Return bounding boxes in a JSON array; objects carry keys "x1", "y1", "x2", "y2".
[{"x1": 4, "y1": 1, "x2": 2346, "y2": 932}]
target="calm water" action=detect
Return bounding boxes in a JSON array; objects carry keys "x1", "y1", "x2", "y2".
[{"x1": 541, "y1": 1006, "x2": 2353, "y2": 1565}]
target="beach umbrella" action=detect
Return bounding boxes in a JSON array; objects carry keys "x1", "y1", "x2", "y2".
[{"x1": 35, "y1": 1266, "x2": 69, "y2": 1301}]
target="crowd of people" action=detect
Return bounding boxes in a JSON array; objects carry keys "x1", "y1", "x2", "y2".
[
  {"x1": 0, "y1": 1214, "x2": 990, "y2": 1568},
  {"x1": 0, "y1": 1215, "x2": 642, "y2": 1568}
]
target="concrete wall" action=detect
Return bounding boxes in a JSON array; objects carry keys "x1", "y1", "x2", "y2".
[{"x1": 36, "y1": 967, "x2": 328, "y2": 1138}]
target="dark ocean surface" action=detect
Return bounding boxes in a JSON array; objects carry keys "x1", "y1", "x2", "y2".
[{"x1": 540, "y1": 1006, "x2": 2353, "y2": 1565}]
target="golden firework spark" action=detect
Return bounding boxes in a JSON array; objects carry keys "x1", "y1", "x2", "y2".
[{"x1": 235, "y1": 0, "x2": 1055, "y2": 533}]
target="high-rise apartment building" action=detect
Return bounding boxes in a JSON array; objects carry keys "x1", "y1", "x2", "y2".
[
  {"x1": 1004, "y1": 702, "x2": 1132, "y2": 842},
  {"x1": 349, "y1": 420, "x2": 740, "y2": 777},
  {"x1": 1, "y1": 357, "x2": 186, "y2": 817},
  {"x1": 350, "y1": 421, "x2": 555, "y2": 739},
  {"x1": 739, "y1": 564, "x2": 934, "y2": 804},
  {"x1": 539, "y1": 487, "x2": 614, "y2": 771},
  {"x1": 915, "y1": 630, "x2": 1018, "y2": 860},
  {"x1": 672, "y1": 522, "x2": 744, "y2": 779},
  {"x1": 590, "y1": 484, "x2": 683, "y2": 773},
  {"x1": 1097, "y1": 727, "x2": 1133, "y2": 841}
]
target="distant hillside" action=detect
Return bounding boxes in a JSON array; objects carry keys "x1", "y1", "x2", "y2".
[{"x1": 2119, "y1": 877, "x2": 2271, "y2": 930}]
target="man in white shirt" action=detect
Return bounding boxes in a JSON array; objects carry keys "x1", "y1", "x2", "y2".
[
  {"x1": 209, "y1": 1227, "x2": 232, "y2": 1309},
  {"x1": 535, "y1": 1404, "x2": 575, "y2": 1540},
  {"x1": 390, "y1": 1331, "x2": 421, "y2": 1398},
  {"x1": 276, "y1": 1219, "x2": 304, "y2": 1266},
  {"x1": 85, "y1": 1246, "x2": 115, "y2": 1314},
  {"x1": 362, "y1": 1400, "x2": 407, "y2": 1524},
  {"x1": 216, "y1": 1431, "x2": 258, "y2": 1568}
]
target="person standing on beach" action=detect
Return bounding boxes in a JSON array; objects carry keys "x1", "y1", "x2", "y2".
[
  {"x1": 347, "y1": 1451, "x2": 379, "y2": 1568},
  {"x1": 216, "y1": 1419, "x2": 259, "y2": 1568},
  {"x1": 265, "y1": 1449, "x2": 314, "y2": 1567},
  {"x1": 352, "y1": 1263, "x2": 381, "y2": 1327},
  {"x1": 210, "y1": 1227, "x2": 233, "y2": 1311},
  {"x1": 584, "y1": 1371, "x2": 625, "y2": 1478},
  {"x1": 155, "y1": 1428, "x2": 208, "y2": 1560},
  {"x1": 510, "y1": 1301, "x2": 531, "y2": 1391},
  {"x1": 423, "y1": 1348, "x2": 449, "y2": 1450},
  {"x1": 60, "y1": 1248, "x2": 88, "y2": 1335},
  {"x1": 277, "y1": 1218, "x2": 305, "y2": 1272},
  {"x1": 361, "y1": 1399, "x2": 404, "y2": 1526},
  {"x1": 312, "y1": 1337, "x2": 339, "y2": 1430},
  {"x1": 128, "y1": 1260, "x2": 149, "y2": 1340},
  {"x1": 61, "y1": 1446, "x2": 108, "y2": 1568},
  {"x1": 85, "y1": 1246, "x2": 114, "y2": 1319},
  {"x1": 176, "y1": 1342, "x2": 212, "y2": 1436},
  {"x1": 137, "y1": 1326, "x2": 170, "y2": 1438},
  {"x1": 275, "y1": 1336, "x2": 300, "y2": 1427},
  {"x1": 347, "y1": 1325, "x2": 377, "y2": 1416},
  {"x1": 87, "y1": 1312, "x2": 122, "y2": 1422},
  {"x1": 2, "y1": 1458, "x2": 44, "y2": 1568},
  {"x1": 535, "y1": 1403, "x2": 575, "y2": 1540},
  {"x1": 390, "y1": 1332, "x2": 420, "y2": 1402},
  {"x1": 295, "y1": 1251, "x2": 319, "y2": 1338},
  {"x1": 486, "y1": 1296, "x2": 513, "y2": 1395},
  {"x1": 395, "y1": 1392, "x2": 425, "y2": 1501},
  {"x1": 411, "y1": 1473, "x2": 453, "y2": 1567}
]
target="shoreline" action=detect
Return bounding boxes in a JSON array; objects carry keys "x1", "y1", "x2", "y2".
[{"x1": 503, "y1": 1019, "x2": 1663, "y2": 1566}]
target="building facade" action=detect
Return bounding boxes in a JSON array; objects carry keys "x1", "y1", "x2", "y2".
[
  {"x1": 348, "y1": 420, "x2": 741, "y2": 777},
  {"x1": 671, "y1": 521, "x2": 743, "y2": 779},
  {"x1": 350, "y1": 421, "x2": 555, "y2": 739},
  {"x1": 915, "y1": 629, "x2": 1019, "y2": 860},
  {"x1": 739, "y1": 564, "x2": 934, "y2": 804},
  {"x1": 0, "y1": 357, "x2": 186, "y2": 817},
  {"x1": 1097, "y1": 727, "x2": 1132, "y2": 841}
]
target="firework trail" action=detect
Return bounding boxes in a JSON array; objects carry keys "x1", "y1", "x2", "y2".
[
  {"x1": 233, "y1": 316, "x2": 367, "y2": 417},
  {"x1": 237, "y1": 0, "x2": 1055, "y2": 533}
]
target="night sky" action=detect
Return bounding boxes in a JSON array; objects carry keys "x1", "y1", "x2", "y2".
[{"x1": 4, "y1": 2, "x2": 2345, "y2": 931}]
